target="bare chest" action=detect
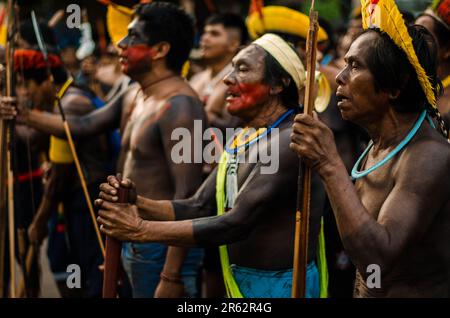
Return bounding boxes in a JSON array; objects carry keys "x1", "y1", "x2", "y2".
[
  {"x1": 354, "y1": 153, "x2": 398, "y2": 219},
  {"x1": 121, "y1": 95, "x2": 170, "y2": 160}
]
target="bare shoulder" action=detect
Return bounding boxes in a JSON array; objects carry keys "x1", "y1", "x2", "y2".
[
  {"x1": 395, "y1": 124, "x2": 450, "y2": 189},
  {"x1": 61, "y1": 87, "x2": 93, "y2": 116}
]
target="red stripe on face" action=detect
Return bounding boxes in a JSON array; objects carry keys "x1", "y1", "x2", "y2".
[
  {"x1": 120, "y1": 44, "x2": 156, "y2": 75},
  {"x1": 226, "y1": 83, "x2": 270, "y2": 114}
]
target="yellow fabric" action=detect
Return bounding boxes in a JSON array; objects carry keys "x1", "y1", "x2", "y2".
[
  {"x1": 106, "y1": 3, "x2": 133, "y2": 46},
  {"x1": 442, "y1": 75, "x2": 450, "y2": 89},
  {"x1": 247, "y1": 6, "x2": 328, "y2": 42},
  {"x1": 49, "y1": 136, "x2": 74, "y2": 163},
  {"x1": 253, "y1": 33, "x2": 306, "y2": 90},
  {"x1": 49, "y1": 78, "x2": 75, "y2": 164},
  {"x1": 361, "y1": 0, "x2": 436, "y2": 108}
]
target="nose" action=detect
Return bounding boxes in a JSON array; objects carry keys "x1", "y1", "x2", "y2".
[
  {"x1": 335, "y1": 66, "x2": 348, "y2": 86},
  {"x1": 117, "y1": 35, "x2": 130, "y2": 50},
  {"x1": 222, "y1": 69, "x2": 235, "y2": 86}
]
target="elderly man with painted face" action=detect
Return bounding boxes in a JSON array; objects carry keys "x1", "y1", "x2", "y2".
[
  {"x1": 0, "y1": 2, "x2": 206, "y2": 298},
  {"x1": 96, "y1": 33, "x2": 328, "y2": 298},
  {"x1": 291, "y1": 0, "x2": 450, "y2": 298}
]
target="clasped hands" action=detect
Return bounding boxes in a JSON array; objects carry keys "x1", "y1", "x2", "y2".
[{"x1": 95, "y1": 174, "x2": 145, "y2": 242}]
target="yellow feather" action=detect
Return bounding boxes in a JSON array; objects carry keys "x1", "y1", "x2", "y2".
[
  {"x1": 361, "y1": 0, "x2": 436, "y2": 107},
  {"x1": 106, "y1": 3, "x2": 133, "y2": 46},
  {"x1": 247, "y1": 6, "x2": 328, "y2": 42}
]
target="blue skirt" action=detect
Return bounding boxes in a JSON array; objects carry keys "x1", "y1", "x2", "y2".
[{"x1": 231, "y1": 262, "x2": 320, "y2": 298}]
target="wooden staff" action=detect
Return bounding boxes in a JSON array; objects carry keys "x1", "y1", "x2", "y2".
[
  {"x1": 292, "y1": 0, "x2": 319, "y2": 298},
  {"x1": 4, "y1": 0, "x2": 17, "y2": 297},
  {"x1": 102, "y1": 179, "x2": 129, "y2": 298}
]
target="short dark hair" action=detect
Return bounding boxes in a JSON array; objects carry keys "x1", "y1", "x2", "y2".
[
  {"x1": 134, "y1": 2, "x2": 195, "y2": 73},
  {"x1": 364, "y1": 26, "x2": 441, "y2": 113},
  {"x1": 205, "y1": 13, "x2": 249, "y2": 45},
  {"x1": 262, "y1": 51, "x2": 299, "y2": 110}
]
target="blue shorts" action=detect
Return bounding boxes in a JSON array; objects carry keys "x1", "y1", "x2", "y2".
[
  {"x1": 121, "y1": 242, "x2": 203, "y2": 298},
  {"x1": 231, "y1": 262, "x2": 320, "y2": 298}
]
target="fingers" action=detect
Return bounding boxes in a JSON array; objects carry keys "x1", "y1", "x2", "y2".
[
  {"x1": 0, "y1": 105, "x2": 17, "y2": 120},
  {"x1": 98, "y1": 183, "x2": 118, "y2": 202},
  {"x1": 107, "y1": 175, "x2": 121, "y2": 189}
]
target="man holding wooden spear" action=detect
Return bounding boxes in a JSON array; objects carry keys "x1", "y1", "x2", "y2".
[{"x1": 96, "y1": 33, "x2": 327, "y2": 298}]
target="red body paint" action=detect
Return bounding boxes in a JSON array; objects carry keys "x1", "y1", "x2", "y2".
[
  {"x1": 226, "y1": 83, "x2": 270, "y2": 114},
  {"x1": 120, "y1": 44, "x2": 156, "y2": 75}
]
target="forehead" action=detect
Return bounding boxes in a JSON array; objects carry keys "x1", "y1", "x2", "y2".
[
  {"x1": 415, "y1": 15, "x2": 436, "y2": 33},
  {"x1": 128, "y1": 17, "x2": 146, "y2": 32},
  {"x1": 346, "y1": 31, "x2": 378, "y2": 60},
  {"x1": 204, "y1": 23, "x2": 226, "y2": 32},
  {"x1": 232, "y1": 44, "x2": 266, "y2": 64}
]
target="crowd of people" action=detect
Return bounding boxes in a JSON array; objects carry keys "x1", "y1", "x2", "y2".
[{"x1": 0, "y1": 0, "x2": 449, "y2": 298}]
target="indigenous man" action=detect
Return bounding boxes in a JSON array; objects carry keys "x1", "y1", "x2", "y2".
[
  {"x1": 190, "y1": 13, "x2": 248, "y2": 132},
  {"x1": 96, "y1": 34, "x2": 327, "y2": 298},
  {"x1": 1, "y1": 44, "x2": 110, "y2": 298},
  {"x1": 189, "y1": 12, "x2": 248, "y2": 297},
  {"x1": 0, "y1": 2, "x2": 206, "y2": 298},
  {"x1": 416, "y1": 0, "x2": 450, "y2": 122},
  {"x1": 248, "y1": 4, "x2": 361, "y2": 297},
  {"x1": 290, "y1": 0, "x2": 450, "y2": 297}
]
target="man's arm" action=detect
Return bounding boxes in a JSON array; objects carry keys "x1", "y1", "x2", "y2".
[
  {"x1": 18, "y1": 85, "x2": 129, "y2": 139},
  {"x1": 291, "y1": 113, "x2": 450, "y2": 276},
  {"x1": 98, "y1": 167, "x2": 217, "y2": 221},
  {"x1": 98, "y1": 129, "x2": 301, "y2": 247}
]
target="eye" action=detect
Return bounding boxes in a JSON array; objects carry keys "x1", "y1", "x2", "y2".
[
  {"x1": 351, "y1": 61, "x2": 359, "y2": 70},
  {"x1": 238, "y1": 64, "x2": 249, "y2": 73}
]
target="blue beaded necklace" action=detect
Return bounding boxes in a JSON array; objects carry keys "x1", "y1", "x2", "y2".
[
  {"x1": 351, "y1": 109, "x2": 433, "y2": 180},
  {"x1": 225, "y1": 108, "x2": 295, "y2": 155}
]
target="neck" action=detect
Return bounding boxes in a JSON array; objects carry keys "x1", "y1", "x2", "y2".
[
  {"x1": 365, "y1": 108, "x2": 422, "y2": 153},
  {"x1": 135, "y1": 68, "x2": 177, "y2": 98},
  {"x1": 208, "y1": 54, "x2": 233, "y2": 77},
  {"x1": 244, "y1": 98, "x2": 288, "y2": 129}
]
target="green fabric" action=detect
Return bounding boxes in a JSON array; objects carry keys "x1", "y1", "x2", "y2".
[
  {"x1": 216, "y1": 152, "x2": 243, "y2": 298},
  {"x1": 215, "y1": 151, "x2": 328, "y2": 298}
]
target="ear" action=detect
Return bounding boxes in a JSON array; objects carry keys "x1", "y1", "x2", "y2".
[
  {"x1": 152, "y1": 42, "x2": 171, "y2": 60},
  {"x1": 270, "y1": 78, "x2": 290, "y2": 95}
]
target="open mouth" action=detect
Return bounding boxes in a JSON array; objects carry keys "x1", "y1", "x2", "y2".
[
  {"x1": 336, "y1": 92, "x2": 350, "y2": 107},
  {"x1": 226, "y1": 90, "x2": 241, "y2": 102}
]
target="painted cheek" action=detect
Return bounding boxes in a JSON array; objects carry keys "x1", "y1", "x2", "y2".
[
  {"x1": 123, "y1": 45, "x2": 156, "y2": 71},
  {"x1": 227, "y1": 83, "x2": 270, "y2": 113}
]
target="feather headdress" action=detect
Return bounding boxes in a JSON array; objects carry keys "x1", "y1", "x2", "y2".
[{"x1": 361, "y1": 0, "x2": 436, "y2": 108}]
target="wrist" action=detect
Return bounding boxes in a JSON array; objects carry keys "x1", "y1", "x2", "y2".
[
  {"x1": 317, "y1": 157, "x2": 346, "y2": 181},
  {"x1": 160, "y1": 272, "x2": 184, "y2": 285}
]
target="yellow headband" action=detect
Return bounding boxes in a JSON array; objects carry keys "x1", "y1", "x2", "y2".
[
  {"x1": 361, "y1": 0, "x2": 436, "y2": 108},
  {"x1": 247, "y1": 6, "x2": 328, "y2": 42},
  {"x1": 253, "y1": 33, "x2": 306, "y2": 90}
]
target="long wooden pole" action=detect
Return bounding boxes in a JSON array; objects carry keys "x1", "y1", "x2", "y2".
[
  {"x1": 5, "y1": 0, "x2": 17, "y2": 297},
  {"x1": 292, "y1": 0, "x2": 319, "y2": 298}
]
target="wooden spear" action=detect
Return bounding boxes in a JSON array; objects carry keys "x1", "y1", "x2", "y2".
[
  {"x1": 4, "y1": 0, "x2": 17, "y2": 298},
  {"x1": 292, "y1": 0, "x2": 319, "y2": 298}
]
